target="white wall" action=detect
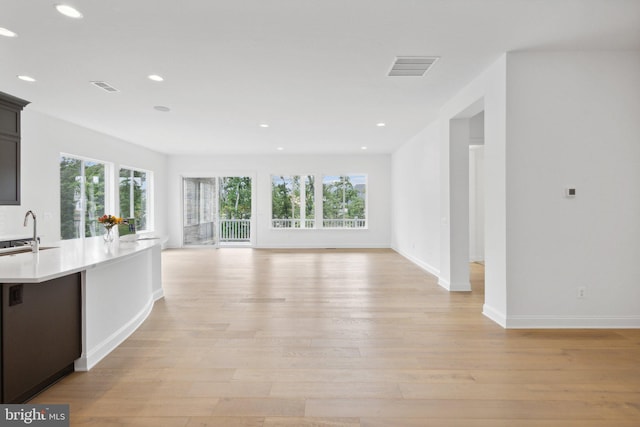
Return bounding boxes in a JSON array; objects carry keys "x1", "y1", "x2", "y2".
[
  {"x1": 469, "y1": 145, "x2": 485, "y2": 262},
  {"x1": 391, "y1": 113, "x2": 486, "y2": 276},
  {"x1": 391, "y1": 56, "x2": 506, "y2": 301},
  {"x1": 469, "y1": 111, "x2": 485, "y2": 145},
  {"x1": 441, "y1": 117, "x2": 473, "y2": 291},
  {"x1": 0, "y1": 111, "x2": 168, "y2": 244},
  {"x1": 167, "y1": 153, "x2": 391, "y2": 248},
  {"x1": 469, "y1": 111, "x2": 485, "y2": 263},
  {"x1": 391, "y1": 122, "x2": 441, "y2": 276},
  {"x1": 504, "y1": 51, "x2": 640, "y2": 327},
  {"x1": 392, "y1": 50, "x2": 640, "y2": 328}
]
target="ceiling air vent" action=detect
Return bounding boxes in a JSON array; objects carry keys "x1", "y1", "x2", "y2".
[
  {"x1": 90, "y1": 81, "x2": 120, "y2": 92},
  {"x1": 388, "y1": 56, "x2": 439, "y2": 77}
]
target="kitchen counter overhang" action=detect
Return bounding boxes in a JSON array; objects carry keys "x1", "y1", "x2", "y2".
[{"x1": 0, "y1": 237, "x2": 161, "y2": 284}]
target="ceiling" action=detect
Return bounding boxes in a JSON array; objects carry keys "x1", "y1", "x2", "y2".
[{"x1": 1, "y1": 0, "x2": 639, "y2": 155}]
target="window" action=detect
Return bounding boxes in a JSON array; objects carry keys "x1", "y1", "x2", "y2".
[
  {"x1": 322, "y1": 175, "x2": 367, "y2": 228},
  {"x1": 271, "y1": 175, "x2": 315, "y2": 228},
  {"x1": 60, "y1": 155, "x2": 109, "y2": 240},
  {"x1": 270, "y1": 174, "x2": 366, "y2": 229},
  {"x1": 119, "y1": 167, "x2": 152, "y2": 231}
]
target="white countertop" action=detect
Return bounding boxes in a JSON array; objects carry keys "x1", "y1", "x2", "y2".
[
  {"x1": 0, "y1": 236, "x2": 161, "y2": 283},
  {"x1": 0, "y1": 234, "x2": 31, "y2": 242}
]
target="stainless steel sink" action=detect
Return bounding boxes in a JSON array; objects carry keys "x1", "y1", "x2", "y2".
[{"x1": 0, "y1": 246, "x2": 58, "y2": 257}]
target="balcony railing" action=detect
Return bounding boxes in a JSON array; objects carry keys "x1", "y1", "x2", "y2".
[
  {"x1": 219, "y1": 219, "x2": 251, "y2": 242},
  {"x1": 272, "y1": 219, "x2": 316, "y2": 228},
  {"x1": 271, "y1": 218, "x2": 366, "y2": 229},
  {"x1": 322, "y1": 219, "x2": 367, "y2": 228}
]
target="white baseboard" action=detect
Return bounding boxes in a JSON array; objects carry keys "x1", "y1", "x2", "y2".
[
  {"x1": 437, "y1": 278, "x2": 472, "y2": 292},
  {"x1": 152, "y1": 288, "x2": 164, "y2": 301},
  {"x1": 167, "y1": 243, "x2": 392, "y2": 250},
  {"x1": 392, "y1": 247, "x2": 440, "y2": 277},
  {"x1": 482, "y1": 306, "x2": 640, "y2": 329},
  {"x1": 390, "y1": 248, "x2": 472, "y2": 292},
  {"x1": 448, "y1": 280, "x2": 471, "y2": 291},
  {"x1": 75, "y1": 297, "x2": 156, "y2": 371},
  {"x1": 483, "y1": 304, "x2": 507, "y2": 328},
  {"x1": 437, "y1": 277, "x2": 450, "y2": 290},
  {"x1": 504, "y1": 314, "x2": 640, "y2": 329},
  {"x1": 257, "y1": 243, "x2": 391, "y2": 249}
]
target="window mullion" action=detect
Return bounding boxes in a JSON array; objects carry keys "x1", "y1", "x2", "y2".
[
  {"x1": 300, "y1": 176, "x2": 306, "y2": 228},
  {"x1": 315, "y1": 174, "x2": 323, "y2": 229},
  {"x1": 80, "y1": 160, "x2": 86, "y2": 238},
  {"x1": 129, "y1": 170, "x2": 134, "y2": 218}
]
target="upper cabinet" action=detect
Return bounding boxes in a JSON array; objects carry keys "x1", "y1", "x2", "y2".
[{"x1": 0, "y1": 92, "x2": 30, "y2": 205}]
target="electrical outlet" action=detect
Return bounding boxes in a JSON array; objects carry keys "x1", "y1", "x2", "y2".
[{"x1": 577, "y1": 287, "x2": 586, "y2": 299}]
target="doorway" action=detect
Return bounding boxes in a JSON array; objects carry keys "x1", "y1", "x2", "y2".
[
  {"x1": 442, "y1": 100, "x2": 484, "y2": 292},
  {"x1": 182, "y1": 176, "x2": 253, "y2": 246},
  {"x1": 469, "y1": 111, "x2": 486, "y2": 292}
]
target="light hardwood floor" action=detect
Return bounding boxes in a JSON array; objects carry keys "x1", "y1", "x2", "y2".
[{"x1": 32, "y1": 249, "x2": 640, "y2": 426}]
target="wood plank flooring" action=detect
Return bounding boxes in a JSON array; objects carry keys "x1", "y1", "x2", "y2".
[{"x1": 31, "y1": 249, "x2": 640, "y2": 426}]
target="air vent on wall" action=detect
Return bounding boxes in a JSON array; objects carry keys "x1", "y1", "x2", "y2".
[
  {"x1": 90, "y1": 81, "x2": 120, "y2": 92},
  {"x1": 388, "y1": 56, "x2": 439, "y2": 77}
]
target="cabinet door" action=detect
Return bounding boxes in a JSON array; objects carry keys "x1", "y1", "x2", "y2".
[
  {"x1": 2, "y1": 274, "x2": 82, "y2": 403},
  {"x1": 0, "y1": 137, "x2": 19, "y2": 205},
  {"x1": 0, "y1": 92, "x2": 28, "y2": 206},
  {"x1": 0, "y1": 104, "x2": 20, "y2": 137}
]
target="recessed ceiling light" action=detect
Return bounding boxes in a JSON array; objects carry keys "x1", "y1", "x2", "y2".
[
  {"x1": 148, "y1": 74, "x2": 164, "y2": 82},
  {"x1": 260, "y1": 124, "x2": 269, "y2": 128},
  {"x1": 0, "y1": 27, "x2": 17, "y2": 38},
  {"x1": 361, "y1": 146, "x2": 368, "y2": 150},
  {"x1": 276, "y1": 147, "x2": 284, "y2": 151},
  {"x1": 154, "y1": 106, "x2": 171, "y2": 112},
  {"x1": 376, "y1": 122, "x2": 386, "y2": 127},
  {"x1": 55, "y1": 4, "x2": 83, "y2": 19},
  {"x1": 17, "y1": 75, "x2": 36, "y2": 82}
]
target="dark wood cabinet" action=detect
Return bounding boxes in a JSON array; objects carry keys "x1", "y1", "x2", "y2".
[
  {"x1": 0, "y1": 91, "x2": 30, "y2": 205},
  {"x1": 1, "y1": 274, "x2": 82, "y2": 403}
]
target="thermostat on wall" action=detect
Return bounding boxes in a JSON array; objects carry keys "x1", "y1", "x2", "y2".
[{"x1": 565, "y1": 188, "x2": 576, "y2": 198}]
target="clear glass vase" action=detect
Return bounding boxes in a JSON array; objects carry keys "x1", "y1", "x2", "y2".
[{"x1": 103, "y1": 226, "x2": 115, "y2": 243}]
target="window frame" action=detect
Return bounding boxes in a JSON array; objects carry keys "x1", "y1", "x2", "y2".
[
  {"x1": 321, "y1": 174, "x2": 368, "y2": 229},
  {"x1": 119, "y1": 165, "x2": 154, "y2": 233},
  {"x1": 270, "y1": 174, "x2": 317, "y2": 229},
  {"x1": 59, "y1": 153, "x2": 114, "y2": 240},
  {"x1": 270, "y1": 173, "x2": 368, "y2": 230}
]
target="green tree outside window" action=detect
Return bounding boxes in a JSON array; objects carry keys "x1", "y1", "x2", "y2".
[{"x1": 59, "y1": 156, "x2": 106, "y2": 239}]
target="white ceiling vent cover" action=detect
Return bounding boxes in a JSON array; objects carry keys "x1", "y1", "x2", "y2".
[
  {"x1": 388, "y1": 56, "x2": 439, "y2": 77},
  {"x1": 90, "y1": 81, "x2": 120, "y2": 92}
]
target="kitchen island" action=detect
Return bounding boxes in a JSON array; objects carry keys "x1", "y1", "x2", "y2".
[{"x1": 0, "y1": 237, "x2": 163, "y2": 402}]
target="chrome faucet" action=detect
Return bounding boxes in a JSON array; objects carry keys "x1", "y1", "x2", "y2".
[{"x1": 23, "y1": 210, "x2": 39, "y2": 253}]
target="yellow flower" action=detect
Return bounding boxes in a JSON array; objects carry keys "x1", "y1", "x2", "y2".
[{"x1": 98, "y1": 214, "x2": 123, "y2": 226}]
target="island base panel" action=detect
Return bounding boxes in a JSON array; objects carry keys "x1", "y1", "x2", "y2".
[{"x1": 1, "y1": 273, "x2": 81, "y2": 403}]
